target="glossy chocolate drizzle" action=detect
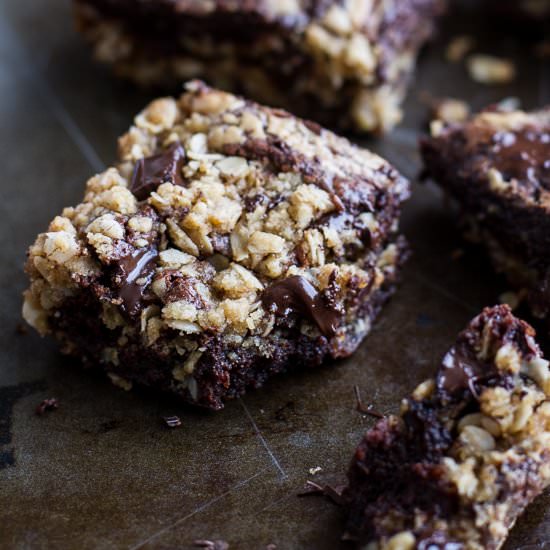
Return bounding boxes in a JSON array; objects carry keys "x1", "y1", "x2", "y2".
[
  {"x1": 130, "y1": 141, "x2": 186, "y2": 200},
  {"x1": 261, "y1": 275, "x2": 341, "y2": 337},
  {"x1": 116, "y1": 247, "x2": 158, "y2": 316}
]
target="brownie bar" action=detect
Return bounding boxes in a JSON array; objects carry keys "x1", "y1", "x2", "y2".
[
  {"x1": 23, "y1": 81, "x2": 410, "y2": 410},
  {"x1": 421, "y1": 106, "x2": 550, "y2": 327},
  {"x1": 344, "y1": 305, "x2": 550, "y2": 549},
  {"x1": 73, "y1": 0, "x2": 445, "y2": 133}
]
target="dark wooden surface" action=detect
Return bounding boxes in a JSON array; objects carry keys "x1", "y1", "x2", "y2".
[{"x1": 0, "y1": 2, "x2": 549, "y2": 548}]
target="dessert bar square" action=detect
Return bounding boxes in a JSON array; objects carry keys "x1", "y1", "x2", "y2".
[
  {"x1": 344, "y1": 305, "x2": 550, "y2": 549},
  {"x1": 23, "y1": 81, "x2": 410, "y2": 410},
  {"x1": 421, "y1": 106, "x2": 550, "y2": 330},
  {"x1": 73, "y1": 0, "x2": 445, "y2": 133}
]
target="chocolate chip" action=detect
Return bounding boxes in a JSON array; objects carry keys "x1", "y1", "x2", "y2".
[
  {"x1": 261, "y1": 275, "x2": 342, "y2": 337},
  {"x1": 130, "y1": 142, "x2": 186, "y2": 200},
  {"x1": 35, "y1": 398, "x2": 59, "y2": 416}
]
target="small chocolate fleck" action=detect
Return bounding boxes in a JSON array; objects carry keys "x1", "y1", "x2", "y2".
[
  {"x1": 130, "y1": 142, "x2": 186, "y2": 200},
  {"x1": 163, "y1": 415, "x2": 182, "y2": 428},
  {"x1": 354, "y1": 386, "x2": 383, "y2": 418},
  {"x1": 261, "y1": 276, "x2": 341, "y2": 337},
  {"x1": 35, "y1": 398, "x2": 59, "y2": 416}
]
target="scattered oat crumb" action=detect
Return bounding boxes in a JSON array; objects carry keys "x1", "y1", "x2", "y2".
[
  {"x1": 499, "y1": 291, "x2": 523, "y2": 310},
  {"x1": 450, "y1": 248, "x2": 465, "y2": 261},
  {"x1": 467, "y1": 55, "x2": 516, "y2": 85},
  {"x1": 35, "y1": 398, "x2": 59, "y2": 416},
  {"x1": 432, "y1": 98, "x2": 470, "y2": 124},
  {"x1": 193, "y1": 540, "x2": 229, "y2": 550},
  {"x1": 163, "y1": 415, "x2": 182, "y2": 428},
  {"x1": 309, "y1": 466, "x2": 323, "y2": 475},
  {"x1": 446, "y1": 35, "x2": 475, "y2": 63}
]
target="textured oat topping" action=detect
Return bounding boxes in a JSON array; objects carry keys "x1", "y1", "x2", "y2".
[
  {"x1": 345, "y1": 305, "x2": 550, "y2": 549},
  {"x1": 23, "y1": 82, "x2": 409, "y2": 409},
  {"x1": 73, "y1": 0, "x2": 445, "y2": 132}
]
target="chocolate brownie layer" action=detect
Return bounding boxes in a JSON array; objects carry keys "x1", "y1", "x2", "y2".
[
  {"x1": 73, "y1": 0, "x2": 445, "y2": 133},
  {"x1": 23, "y1": 81, "x2": 410, "y2": 410},
  {"x1": 421, "y1": 106, "x2": 550, "y2": 324},
  {"x1": 344, "y1": 305, "x2": 550, "y2": 549}
]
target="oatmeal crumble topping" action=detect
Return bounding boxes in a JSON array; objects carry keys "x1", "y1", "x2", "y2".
[
  {"x1": 73, "y1": 0, "x2": 446, "y2": 132},
  {"x1": 345, "y1": 306, "x2": 550, "y2": 549}
]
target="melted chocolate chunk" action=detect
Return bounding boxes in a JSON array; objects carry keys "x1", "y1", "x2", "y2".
[
  {"x1": 489, "y1": 127, "x2": 550, "y2": 190},
  {"x1": 261, "y1": 275, "x2": 341, "y2": 337},
  {"x1": 130, "y1": 142, "x2": 186, "y2": 200},
  {"x1": 115, "y1": 247, "x2": 158, "y2": 316},
  {"x1": 436, "y1": 345, "x2": 489, "y2": 396}
]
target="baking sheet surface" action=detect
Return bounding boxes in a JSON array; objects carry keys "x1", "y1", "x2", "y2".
[{"x1": 1, "y1": 2, "x2": 549, "y2": 548}]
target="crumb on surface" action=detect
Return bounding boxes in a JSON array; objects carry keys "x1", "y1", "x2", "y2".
[
  {"x1": 467, "y1": 54, "x2": 516, "y2": 85},
  {"x1": 445, "y1": 35, "x2": 475, "y2": 63},
  {"x1": 431, "y1": 98, "x2": 470, "y2": 124}
]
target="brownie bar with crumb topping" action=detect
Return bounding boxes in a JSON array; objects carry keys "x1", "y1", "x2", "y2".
[
  {"x1": 344, "y1": 305, "x2": 550, "y2": 549},
  {"x1": 421, "y1": 106, "x2": 550, "y2": 332},
  {"x1": 73, "y1": 0, "x2": 445, "y2": 133},
  {"x1": 23, "y1": 81, "x2": 410, "y2": 410}
]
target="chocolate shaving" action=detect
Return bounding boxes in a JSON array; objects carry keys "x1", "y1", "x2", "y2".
[
  {"x1": 130, "y1": 141, "x2": 186, "y2": 200},
  {"x1": 354, "y1": 385, "x2": 383, "y2": 418},
  {"x1": 163, "y1": 415, "x2": 182, "y2": 428},
  {"x1": 298, "y1": 480, "x2": 346, "y2": 506},
  {"x1": 35, "y1": 398, "x2": 59, "y2": 416}
]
